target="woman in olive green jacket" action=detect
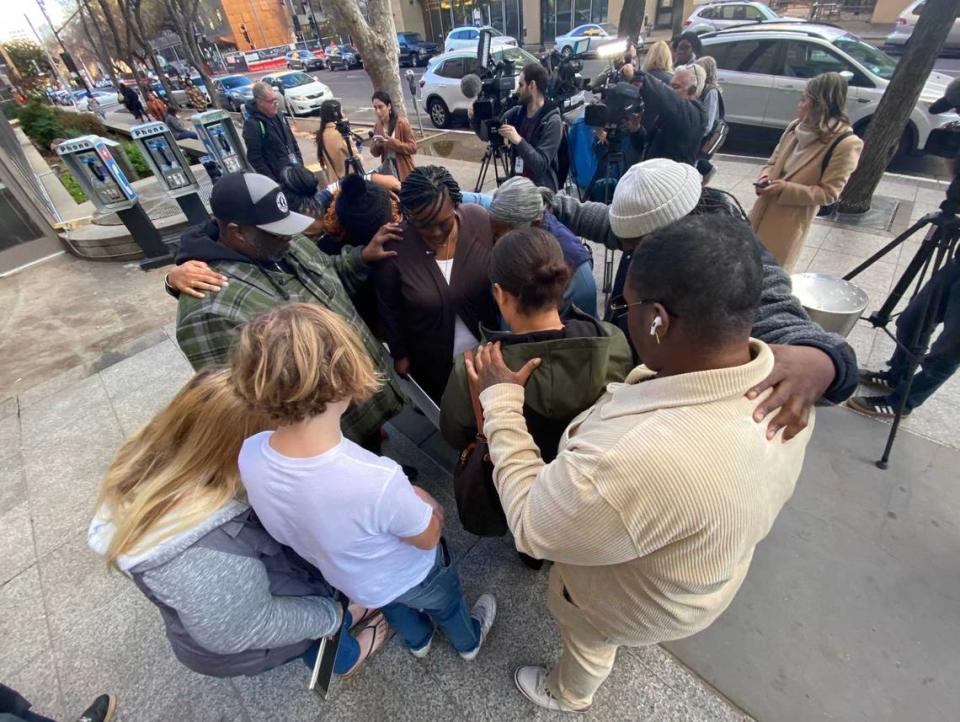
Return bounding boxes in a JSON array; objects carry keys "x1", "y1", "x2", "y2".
[{"x1": 440, "y1": 227, "x2": 633, "y2": 462}]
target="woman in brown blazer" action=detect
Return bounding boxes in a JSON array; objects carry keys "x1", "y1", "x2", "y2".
[
  {"x1": 370, "y1": 91, "x2": 417, "y2": 182},
  {"x1": 374, "y1": 166, "x2": 498, "y2": 402},
  {"x1": 749, "y1": 72, "x2": 863, "y2": 271}
]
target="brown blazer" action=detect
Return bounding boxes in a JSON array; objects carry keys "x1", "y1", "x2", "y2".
[
  {"x1": 317, "y1": 124, "x2": 350, "y2": 182},
  {"x1": 370, "y1": 116, "x2": 417, "y2": 181},
  {"x1": 373, "y1": 203, "x2": 498, "y2": 402},
  {"x1": 749, "y1": 121, "x2": 862, "y2": 271}
]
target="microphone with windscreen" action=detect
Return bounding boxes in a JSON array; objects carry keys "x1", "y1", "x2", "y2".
[{"x1": 460, "y1": 74, "x2": 483, "y2": 100}]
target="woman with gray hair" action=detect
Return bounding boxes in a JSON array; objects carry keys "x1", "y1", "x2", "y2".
[{"x1": 487, "y1": 176, "x2": 598, "y2": 317}]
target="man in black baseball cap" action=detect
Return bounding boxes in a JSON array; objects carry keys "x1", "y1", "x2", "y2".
[{"x1": 174, "y1": 171, "x2": 404, "y2": 448}]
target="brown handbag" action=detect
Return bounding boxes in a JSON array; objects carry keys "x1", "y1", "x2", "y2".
[{"x1": 452, "y1": 372, "x2": 508, "y2": 537}]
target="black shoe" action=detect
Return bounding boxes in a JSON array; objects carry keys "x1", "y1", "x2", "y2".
[
  {"x1": 518, "y1": 552, "x2": 544, "y2": 570},
  {"x1": 77, "y1": 694, "x2": 116, "y2": 722},
  {"x1": 857, "y1": 369, "x2": 896, "y2": 392},
  {"x1": 847, "y1": 395, "x2": 911, "y2": 419}
]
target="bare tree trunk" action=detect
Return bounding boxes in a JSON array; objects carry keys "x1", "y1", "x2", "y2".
[
  {"x1": 161, "y1": 0, "x2": 222, "y2": 108},
  {"x1": 128, "y1": 0, "x2": 179, "y2": 108},
  {"x1": 839, "y1": 0, "x2": 960, "y2": 213},
  {"x1": 324, "y1": 0, "x2": 406, "y2": 119},
  {"x1": 80, "y1": 0, "x2": 120, "y2": 87},
  {"x1": 96, "y1": 0, "x2": 138, "y2": 83}
]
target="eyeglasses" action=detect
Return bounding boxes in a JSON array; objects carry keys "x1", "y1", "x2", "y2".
[{"x1": 608, "y1": 298, "x2": 678, "y2": 319}]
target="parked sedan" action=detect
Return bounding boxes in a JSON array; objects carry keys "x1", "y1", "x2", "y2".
[
  {"x1": 885, "y1": 0, "x2": 960, "y2": 52},
  {"x1": 213, "y1": 74, "x2": 255, "y2": 112},
  {"x1": 444, "y1": 26, "x2": 518, "y2": 54},
  {"x1": 684, "y1": 2, "x2": 800, "y2": 34},
  {"x1": 262, "y1": 71, "x2": 333, "y2": 116},
  {"x1": 326, "y1": 45, "x2": 363, "y2": 70},
  {"x1": 554, "y1": 23, "x2": 619, "y2": 58},
  {"x1": 286, "y1": 49, "x2": 325, "y2": 71},
  {"x1": 700, "y1": 23, "x2": 958, "y2": 154}
]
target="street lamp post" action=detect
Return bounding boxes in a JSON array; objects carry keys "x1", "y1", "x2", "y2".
[{"x1": 34, "y1": 0, "x2": 91, "y2": 94}]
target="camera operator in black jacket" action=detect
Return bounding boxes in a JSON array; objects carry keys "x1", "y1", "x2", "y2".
[
  {"x1": 491, "y1": 63, "x2": 563, "y2": 191},
  {"x1": 622, "y1": 65, "x2": 705, "y2": 166}
]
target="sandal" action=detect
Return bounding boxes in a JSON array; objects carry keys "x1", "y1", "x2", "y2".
[
  {"x1": 346, "y1": 602, "x2": 379, "y2": 630},
  {"x1": 341, "y1": 613, "x2": 392, "y2": 680}
]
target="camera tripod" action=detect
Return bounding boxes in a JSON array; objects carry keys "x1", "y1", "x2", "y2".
[
  {"x1": 583, "y1": 128, "x2": 628, "y2": 303},
  {"x1": 474, "y1": 138, "x2": 512, "y2": 192},
  {"x1": 342, "y1": 132, "x2": 366, "y2": 178},
  {"x1": 843, "y1": 208, "x2": 960, "y2": 469}
]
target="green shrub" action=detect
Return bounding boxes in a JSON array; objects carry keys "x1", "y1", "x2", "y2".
[
  {"x1": 54, "y1": 108, "x2": 106, "y2": 136},
  {"x1": 122, "y1": 141, "x2": 150, "y2": 178},
  {"x1": 59, "y1": 171, "x2": 87, "y2": 203},
  {"x1": 17, "y1": 101, "x2": 66, "y2": 149}
]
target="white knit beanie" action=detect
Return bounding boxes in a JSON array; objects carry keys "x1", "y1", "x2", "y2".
[{"x1": 609, "y1": 159, "x2": 702, "y2": 239}]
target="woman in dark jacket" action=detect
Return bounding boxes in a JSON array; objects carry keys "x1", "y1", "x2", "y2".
[{"x1": 374, "y1": 166, "x2": 499, "y2": 402}]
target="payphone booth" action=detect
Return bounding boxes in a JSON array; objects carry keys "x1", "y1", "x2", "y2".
[
  {"x1": 130, "y1": 122, "x2": 209, "y2": 226},
  {"x1": 57, "y1": 135, "x2": 173, "y2": 269},
  {"x1": 192, "y1": 109, "x2": 250, "y2": 177}
]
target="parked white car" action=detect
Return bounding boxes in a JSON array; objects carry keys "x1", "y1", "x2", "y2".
[
  {"x1": 444, "y1": 26, "x2": 518, "y2": 54},
  {"x1": 554, "y1": 23, "x2": 621, "y2": 58},
  {"x1": 418, "y1": 47, "x2": 583, "y2": 128},
  {"x1": 261, "y1": 71, "x2": 333, "y2": 117},
  {"x1": 700, "y1": 23, "x2": 958, "y2": 154},
  {"x1": 684, "y1": 1, "x2": 799, "y2": 34},
  {"x1": 76, "y1": 90, "x2": 119, "y2": 113},
  {"x1": 885, "y1": 0, "x2": 960, "y2": 51}
]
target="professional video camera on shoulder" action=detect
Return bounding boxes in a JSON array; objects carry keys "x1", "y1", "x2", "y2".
[
  {"x1": 584, "y1": 38, "x2": 643, "y2": 131},
  {"x1": 923, "y1": 77, "x2": 960, "y2": 215},
  {"x1": 539, "y1": 42, "x2": 586, "y2": 109},
  {"x1": 460, "y1": 28, "x2": 519, "y2": 143}
]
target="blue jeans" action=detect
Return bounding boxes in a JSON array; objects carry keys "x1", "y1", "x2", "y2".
[
  {"x1": 883, "y1": 261, "x2": 960, "y2": 411},
  {"x1": 565, "y1": 262, "x2": 599, "y2": 319},
  {"x1": 299, "y1": 609, "x2": 360, "y2": 676},
  {"x1": 380, "y1": 540, "x2": 480, "y2": 654}
]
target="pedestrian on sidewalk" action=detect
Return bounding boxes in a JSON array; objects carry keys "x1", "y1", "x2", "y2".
[
  {"x1": 146, "y1": 91, "x2": 167, "y2": 123},
  {"x1": 87, "y1": 94, "x2": 105, "y2": 120},
  {"x1": 118, "y1": 82, "x2": 145, "y2": 123},
  {"x1": 88, "y1": 368, "x2": 387, "y2": 679},
  {"x1": 242, "y1": 81, "x2": 302, "y2": 183},
  {"x1": 233, "y1": 304, "x2": 498, "y2": 663},
  {"x1": 164, "y1": 106, "x2": 198, "y2": 140},
  {"x1": 749, "y1": 72, "x2": 862, "y2": 271},
  {"x1": 467, "y1": 216, "x2": 813, "y2": 713},
  {"x1": 184, "y1": 76, "x2": 208, "y2": 111},
  {"x1": 370, "y1": 90, "x2": 417, "y2": 181},
  {"x1": 850, "y1": 260, "x2": 960, "y2": 418},
  {"x1": 0, "y1": 684, "x2": 115, "y2": 722}
]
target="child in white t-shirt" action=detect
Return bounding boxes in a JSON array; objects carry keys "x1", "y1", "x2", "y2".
[{"x1": 233, "y1": 303, "x2": 496, "y2": 665}]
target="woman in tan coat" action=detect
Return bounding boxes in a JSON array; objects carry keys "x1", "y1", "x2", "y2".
[
  {"x1": 749, "y1": 72, "x2": 863, "y2": 270},
  {"x1": 370, "y1": 90, "x2": 417, "y2": 182}
]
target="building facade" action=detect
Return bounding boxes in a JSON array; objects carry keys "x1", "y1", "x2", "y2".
[{"x1": 218, "y1": 0, "x2": 294, "y2": 51}]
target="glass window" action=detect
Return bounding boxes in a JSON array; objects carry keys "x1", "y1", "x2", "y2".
[
  {"x1": 833, "y1": 34, "x2": 896, "y2": 79},
  {"x1": 713, "y1": 39, "x2": 779, "y2": 74},
  {"x1": 493, "y1": 46, "x2": 540, "y2": 68},
  {"x1": 699, "y1": 8, "x2": 715, "y2": 19},
  {"x1": 744, "y1": 6, "x2": 764, "y2": 20},
  {"x1": 541, "y1": 0, "x2": 557, "y2": 42},
  {"x1": 505, "y1": 0, "x2": 522, "y2": 40},
  {"x1": 574, "y1": 0, "x2": 592, "y2": 27},
  {"x1": 593, "y1": 0, "x2": 609, "y2": 25},
  {"x1": 783, "y1": 41, "x2": 851, "y2": 78},
  {"x1": 436, "y1": 58, "x2": 466, "y2": 78},
  {"x1": 556, "y1": 0, "x2": 572, "y2": 36},
  {"x1": 0, "y1": 185, "x2": 44, "y2": 251}
]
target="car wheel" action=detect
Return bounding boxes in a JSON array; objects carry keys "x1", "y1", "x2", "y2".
[
  {"x1": 561, "y1": 45, "x2": 573, "y2": 59},
  {"x1": 427, "y1": 97, "x2": 450, "y2": 129}
]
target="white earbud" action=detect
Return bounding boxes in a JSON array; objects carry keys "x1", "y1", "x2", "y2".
[{"x1": 649, "y1": 316, "x2": 663, "y2": 336}]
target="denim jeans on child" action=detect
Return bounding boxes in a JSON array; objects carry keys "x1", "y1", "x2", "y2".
[
  {"x1": 380, "y1": 539, "x2": 481, "y2": 654},
  {"x1": 298, "y1": 608, "x2": 360, "y2": 676}
]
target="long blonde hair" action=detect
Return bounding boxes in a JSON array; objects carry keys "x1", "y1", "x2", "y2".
[
  {"x1": 642, "y1": 41, "x2": 674, "y2": 74},
  {"x1": 96, "y1": 368, "x2": 271, "y2": 568},
  {"x1": 696, "y1": 56, "x2": 719, "y2": 89},
  {"x1": 803, "y1": 72, "x2": 850, "y2": 139}
]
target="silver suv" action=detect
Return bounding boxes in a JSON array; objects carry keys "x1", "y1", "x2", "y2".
[
  {"x1": 684, "y1": 2, "x2": 797, "y2": 34},
  {"x1": 700, "y1": 23, "x2": 958, "y2": 153}
]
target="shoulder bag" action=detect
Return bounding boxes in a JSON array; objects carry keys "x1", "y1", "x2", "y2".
[{"x1": 816, "y1": 129, "x2": 857, "y2": 217}]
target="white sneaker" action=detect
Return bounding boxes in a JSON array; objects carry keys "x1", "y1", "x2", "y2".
[
  {"x1": 409, "y1": 630, "x2": 433, "y2": 659},
  {"x1": 459, "y1": 593, "x2": 496, "y2": 661},
  {"x1": 514, "y1": 665, "x2": 590, "y2": 713}
]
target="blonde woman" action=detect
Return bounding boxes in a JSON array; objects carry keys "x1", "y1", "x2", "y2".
[
  {"x1": 749, "y1": 72, "x2": 863, "y2": 270},
  {"x1": 696, "y1": 56, "x2": 721, "y2": 137},
  {"x1": 88, "y1": 368, "x2": 387, "y2": 679},
  {"x1": 641, "y1": 40, "x2": 673, "y2": 83}
]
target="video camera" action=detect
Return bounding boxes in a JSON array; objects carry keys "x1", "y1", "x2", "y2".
[
  {"x1": 583, "y1": 39, "x2": 643, "y2": 131},
  {"x1": 460, "y1": 28, "x2": 519, "y2": 146},
  {"x1": 539, "y1": 43, "x2": 585, "y2": 109}
]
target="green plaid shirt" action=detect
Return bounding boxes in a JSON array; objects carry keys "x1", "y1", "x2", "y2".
[{"x1": 176, "y1": 235, "x2": 403, "y2": 444}]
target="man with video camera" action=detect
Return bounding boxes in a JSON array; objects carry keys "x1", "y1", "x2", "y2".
[
  {"x1": 477, "y1": 63, "x2": 563, "y2": 191},
  {"x1": 621, "y1": 64, "x2": 705, "y2": 166}
]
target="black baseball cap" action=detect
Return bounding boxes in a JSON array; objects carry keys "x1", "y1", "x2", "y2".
[
  {"x1": 210, "y1": 172, "x2": 314, "y2": 236},
  {"x1": 930, "y1": 77, "x2": 960, "y2": 115}
]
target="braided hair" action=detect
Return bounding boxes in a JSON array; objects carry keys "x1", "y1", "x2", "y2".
[{"x1": 398, "y1": 166, "x2": 463, "y2": 222}]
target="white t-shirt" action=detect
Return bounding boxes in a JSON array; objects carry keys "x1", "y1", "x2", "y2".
[
  {"x1": 436, "y1": 258, "x2": 479, "y2": 359},
  {"x1": 238, "y1": 432, "x2": 436, "y2": 608}
]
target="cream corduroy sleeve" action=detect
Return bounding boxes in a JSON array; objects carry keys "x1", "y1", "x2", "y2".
[{"x1": 479, "y1": 383, "x2": 638, "y2": 566}]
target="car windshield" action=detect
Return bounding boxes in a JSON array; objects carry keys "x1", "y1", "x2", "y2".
[
  {"x1": 276, "y1": 72, "x2": 314, "y2": 88},
  {"x1": 221, "y1": 76, "x2": 252, "y2": 89},
  {"x1": 483, "y1": 27, "x2": 504, "y2": 37},
  {"x1": 493, "y1": 47, "x2": 539, "y2": 69},
  {"x1": 834, "y1": 34, "x2": 896, "y2": 79},
  {"x1": 401, "y1": 33, "x2": 424, "y2": 42}
]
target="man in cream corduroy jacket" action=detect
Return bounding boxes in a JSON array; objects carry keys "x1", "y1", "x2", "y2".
[{"x1": 469, "y1": 216, "x2": 814, "y2": 713}]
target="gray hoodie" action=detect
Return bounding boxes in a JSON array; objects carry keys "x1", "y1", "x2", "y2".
[{"x1": 88, "y1": 499, "x2": 340, "y2": 677}]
